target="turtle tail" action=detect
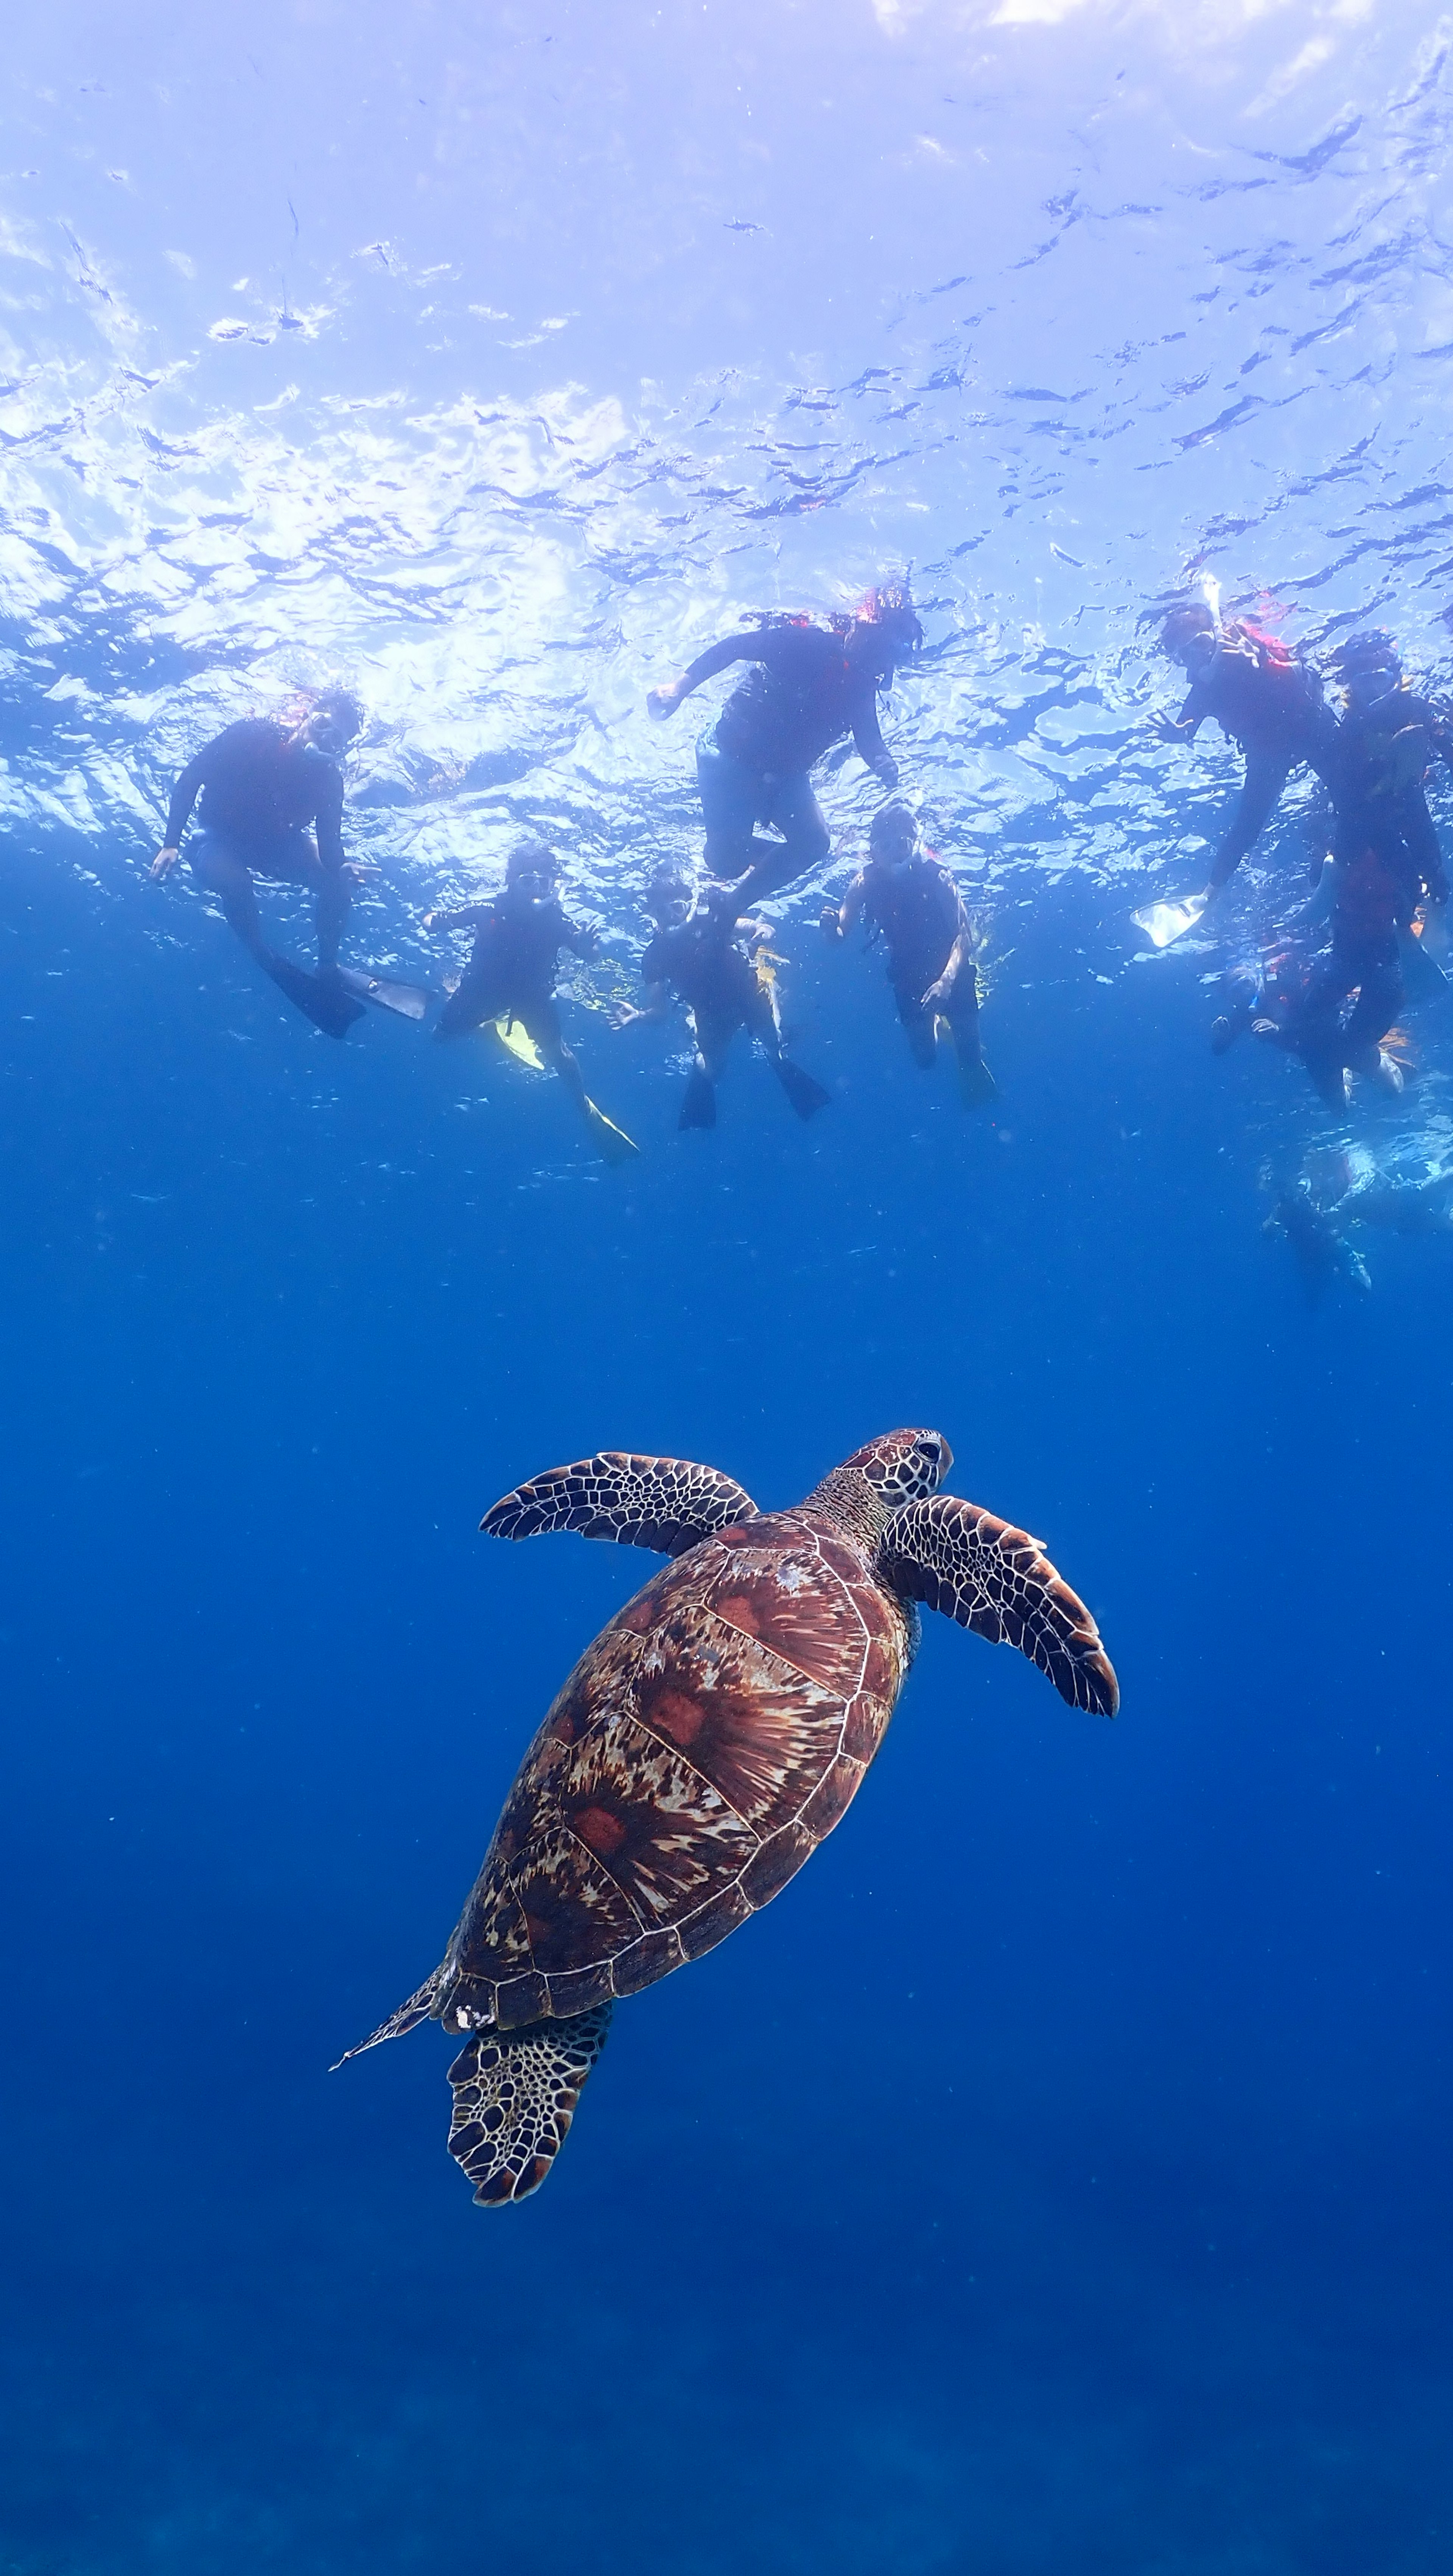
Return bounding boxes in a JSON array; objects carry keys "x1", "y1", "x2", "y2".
[
  {"x1": 330, "y1": 1964, "x2": 450, "y2": 2070},
  {"x1": 447, "y1": 2004, "x2": 614, "y2": 2207}
]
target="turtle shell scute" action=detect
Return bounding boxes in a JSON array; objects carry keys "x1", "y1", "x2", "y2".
[{"x1": 439, "y1": 1510, "x2": 913, "y2": 2027}]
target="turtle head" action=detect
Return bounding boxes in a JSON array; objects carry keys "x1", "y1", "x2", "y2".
[{"x1": 807, "y1": 1429, "x2": 952, "y2": 1550}]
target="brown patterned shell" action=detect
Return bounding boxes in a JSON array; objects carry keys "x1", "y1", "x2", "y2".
[{"x1": 437, "y1": 1510, "x2": 912, "y2": 2034}]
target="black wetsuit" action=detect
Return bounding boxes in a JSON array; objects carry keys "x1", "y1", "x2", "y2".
[
  {"x1": 691, "y1": 625, "x2": 893, "y2": 777},
  {"x1": 855, "y1": 855, "x2": 985, "y2": 1068},
  {"x1": 681, "y1": 623, "x2": 896, "y2": 894},
  {"x1": 165, "y1": 719, "x2": 346, "y2": 871},
  {"x1": 1175, "y1": 632, "x2": 1338, "y2": 888},
  {"x1": 640, "y1": 914, "x2": 774, "y2": 1054},
  {"x1": 435, "y1": 888, "x2": 596, "y2": 1046},
  {"x1": 1331, "y1": 690, "x2": 1452, "y2": 908}
]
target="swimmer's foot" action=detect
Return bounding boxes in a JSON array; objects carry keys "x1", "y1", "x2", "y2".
[{"x1": 263, "y1": 950, "x2": 367, "y2": 1038}]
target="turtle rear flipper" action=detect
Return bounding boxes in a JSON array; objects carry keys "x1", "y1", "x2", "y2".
[
  {"x1": 448, "y1": 2006, "x2": 613, "y2": 2206},
  {"x1": 330, "y1": 1965, "x2": 450, "y2": 2068},
  {"x1": 482, "y1": 1451, "x2": 757, "y2": 1555},
  {"x1": 878, "y1": 1494, "x2": 1118, "y2": 1716}
]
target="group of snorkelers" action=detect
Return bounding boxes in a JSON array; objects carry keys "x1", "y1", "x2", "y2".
[
  {"x1": 150, "y1": 581, "x2": 996, "y2": 1160},
  {"x1": 149, "y1": 575, "x2": 1449, "y2": 1156},
  {"x1": 1147, "y1": 602, "x2": 1452, "y2": 1111}
]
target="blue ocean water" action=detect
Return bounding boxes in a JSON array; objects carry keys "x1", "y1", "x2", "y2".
[{"x1": 3, "y1": 3, "x2": 1452, "y2": 2567}]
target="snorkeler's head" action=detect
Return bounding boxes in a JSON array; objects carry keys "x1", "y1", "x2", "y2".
[
  {"x1": 298, "y1": 687, "x2": 364, "y2": 755},
  {"x1": 868, "y1": 801, "x2": 921, "y2": 868},
  {"x1": 849, "y1": 579, "x2": 924, "y2": 672},
  {"x1": 507, "y1": 834, "x2": 560, "y2": 891},
  {"x1": 1328, "y1": 629, "x2": 1404, "y2": 712},
  {"x1": 646, "y1": 871, "x2": 691, "y2": 926},
  {"x1": 1160, "y1": 601, "x2": 1217, "y2": 669}
]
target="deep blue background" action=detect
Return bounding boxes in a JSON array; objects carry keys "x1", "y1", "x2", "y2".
[
  {"x1": 2, "y1": 845, "x2": 1449, "y2": 2571},
  {"x1": 5, "y1": 0, "x2": 1453, "y2": 2564}
]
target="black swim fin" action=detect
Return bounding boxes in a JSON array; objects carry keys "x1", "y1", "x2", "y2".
[
  {"x1": 956, "y1": 1048, "x2": 999, "y2": 1109},
  {"x1": 774, "y1": 1057, "x2": 831, "y2": 1121},
  {"x1": 263, "y1": 952, "x2": 367, "y2": 1038},
  {"x1": 334, "y1": 965, "x2": 432, "y2": 1022},
  {"x1": 679, "y1": 1067, "x2": 717, "y2": 1129}
]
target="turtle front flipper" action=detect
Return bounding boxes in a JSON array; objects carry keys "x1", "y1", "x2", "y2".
[
  {"x1": 877, "y1": 1494, "x2": 1119, "y2": 1716},
  {"x1": 482, "y1": 1452, "x2": 757, "y2": 1556},
  {"x1": 447, "y1": 2005, "x2": 613, "y2": 2206}
]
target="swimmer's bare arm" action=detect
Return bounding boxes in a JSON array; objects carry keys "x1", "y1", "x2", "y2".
[
  {"x1": 1149, "y1": 684, "x2": 1209, "y2": 747},
  {"x1": 852, "y1": 700, "x2": 898, "y2": 789},
  {"x1": 923, "y1": 927, "x2": 973, "y2": 1011},
  {"x1": 613, "y1": 979, "x2": 673, "y2": 1029},
  {"x1": 822, "y1": 871, "x2": 868, "y2": 941},
  {"x1": 422, "y1": 902, "x2": 493, "y2": 931}
]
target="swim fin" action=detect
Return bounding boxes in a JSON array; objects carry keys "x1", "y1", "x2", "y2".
[
  {"x1": 955, "y1": 1047, "x2": 999, "y2": 1109},
  {"x1": 774, "y1": 1057, "x2": 832, "y2": 1121},
  {"x1": 679, "y1": 1066, "x2": 717, "y2": 1129},
  {"x1": 1132, "y1": 892, "x2": 1207, "y2": 950},
  {"x1": 583, "y1": 1099, "x2": 640, "y2": 1163},
  {"x1": 263, "y1": 951, "x2": 367, "y2": 1038},
  {"x1": 492, "y1": 1016, "x2": 546, "y2": 1070},
  {"x1": 334, "y1": 965, "x2": 432, "y2": 1022}
]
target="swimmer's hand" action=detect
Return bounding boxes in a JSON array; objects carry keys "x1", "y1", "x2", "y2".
[
  {"x1": 1149, "y1": 711, "x2": 1195, "y2": 745},
  {"x1": 340, "y1": 860, "x2": 379, "y2": 885},
  {"x1": 921, "y1": 977, "x2": 949, "y2": 1013},
  {"x1": 871, "y1": 754, "x2": 900, "y2": 791},
  {"x1": 151, "y1": 845, "x2": 180, "y2": 880},
  {"x1": 820, "y1": 902, "x2": 845, "y2": 941},
  {"x1": 647, "y1": 677, "x2": 688, "y2": 722}
]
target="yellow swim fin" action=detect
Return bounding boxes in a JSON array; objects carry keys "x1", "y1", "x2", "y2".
[
  {"x1": 584, "y1": 1099, "x2": 640, "y2": 1164},
  {"x1": 491, "y1": 1015, "x2": 545, "y2": 1071}
]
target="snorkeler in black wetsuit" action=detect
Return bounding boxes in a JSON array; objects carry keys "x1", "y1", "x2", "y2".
[
  {"x1": 426, "y1": 837, "x2": 636, "y2": 1162},
  {"x1": 646, "y1": 583, "x2": 923, "y2": 911},
  {"x1": 823, "y1": 802, "x2": 996, "y2": 1107},
  {"x1": 1154, "y1": 602, "x2": 1339, "y2": 917},
  {"x1": 616, "y1": 877, "x2": 830, "y2": 1129},
  {"x1": 151, "y1": 690, "x2": 422, "y2": 1038},
  {"x1": 1258, "y1": 699, "x2": 1450, "y2": 1106}
]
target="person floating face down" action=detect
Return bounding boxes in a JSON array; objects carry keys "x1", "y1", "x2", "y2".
[
  {"x1": 1259, "y1": 699, "x2": 1451, "y2": 1109},
  {"x1": 150, "y1": 690, "x2": 420, "y2": 1038},
  {"x1": 823, "y1": 802, "x2": 997, "y2": 1108},
  {"x1": 617, "y1": 878, "x2": 831, "y2": 1130},
  {"x1": 1154, "y1": 601, "x2": 1340, "y2": 919},
  {"x1": 425, "y1": 837, "x2": 636, "y2": 1163},
  {"x1": 645, "y1": 583, "x2": 924, "y2": 912}
]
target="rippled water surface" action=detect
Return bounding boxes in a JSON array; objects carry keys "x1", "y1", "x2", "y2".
[{"x1": 3, "y1": 6, "x2": 1452, "y2": 2572}]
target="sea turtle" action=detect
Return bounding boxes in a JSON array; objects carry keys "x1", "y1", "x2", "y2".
[{"x1": 342, "y1": 1429, "x2": 1117, "y2": 2205}]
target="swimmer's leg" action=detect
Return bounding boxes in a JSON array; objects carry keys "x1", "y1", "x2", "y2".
[
  {"x1": 893, "y1": 984, "x2": 939, "y2": 1070},
  {"x1": 190, "y1": 831, "x2": 267, "y2": 960}
]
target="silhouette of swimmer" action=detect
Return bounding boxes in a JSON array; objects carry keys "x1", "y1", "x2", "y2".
[
  {"x1": 1153, "y1": 602, "x2": 1338, "y2": 920},
  {"x1": 824, "y1": 802, "x2": 996, "y2": 1106},
  {"x1": 151, "y1": 690, "x2": 418, "y2": 1038},
  {"x1": 646, "y1": 583, "x2": 923, "y2": 911},
  {"x1": 618, "y1": 877, "x2": 831, "y2": 1129},
  {"x1": 1254, "y1": 704, "x2": 1450, "y2": 1107},
  {"x1": 425, "y1": 837, "x2": 635, "y2": 1163}
]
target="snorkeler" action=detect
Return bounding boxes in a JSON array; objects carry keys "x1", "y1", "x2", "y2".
[
  {"x1": 425, "y1": 836, "x2": 636, "y2": 1163},
  {"x1": 645, "y1": 582, "x2": 923, "y2": 911},
  {"x1": 1258, "y1": 701, "x2": 1449, "y2": 1107},
  {"x1": 1147, "y1": 601, "x2": 1339, "y2": 927},
  {"x1": 823, "y1": 802, "x2": 997, "y2": 1107},
  {"x1": 1325, "y1": 632, "x2": 1453, "y2": 927},
  {"x1": 616, "y1": 876, "x2": 831, "y2": 1129},
  {"x1": 151, "y1": 690, "x2": 425, "y2": 1038}
]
